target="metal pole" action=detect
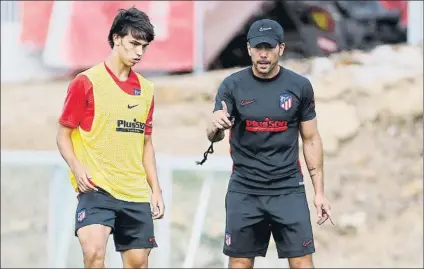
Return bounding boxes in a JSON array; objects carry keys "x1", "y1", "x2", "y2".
[
  {"x1": 48, "y1": 166, "x2": 75, "y2": 268},
  {"x1": 407, "y1": 1, "x2": 423, "y2": 45},
  {"x1": 193, "y1": 0, "x2": 205, "y2": 75},
  {"x1": 183, "y1": 174, "x2": 214, "y2": 268},
  {"x1": 156, "y1": 167, "x2": 173, "y2": 268},
  {"x1": 48, "y1": 166, "x2": 62, "y2": 267}
]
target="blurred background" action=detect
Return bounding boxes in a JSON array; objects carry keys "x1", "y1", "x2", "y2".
[{"x1": 1, "y1": 0, "x2": 423, "y2": 268}]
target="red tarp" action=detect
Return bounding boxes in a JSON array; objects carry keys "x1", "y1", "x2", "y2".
[{"x1": 20, "y1": 1, "x2": 195, "y2": 72}]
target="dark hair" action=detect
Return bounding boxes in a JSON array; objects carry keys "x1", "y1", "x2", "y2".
[{"x1": 108, "y1": 7, "x2": 155, "y2": 48}]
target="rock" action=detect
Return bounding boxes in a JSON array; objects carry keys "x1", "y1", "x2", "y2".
[
  {"x1": 283, "y1": 59, "x2": 311, "y2": 74},
  {"x1": 321, "y1": 136, "x2": 339, "y2": 156},
  {"x1": 359, "y1": 66, "x2": 408, "y2": 92},
  {"x1": 351, "y1": 67, "x2": 387, "y2": 96},
  {"x1": 332, "y1": 49, "x2": 368, "y2": 66},
  {"x1": 387, "y1": 125, "x2": 399, "y2": 137},
  {"x1": 411, "y1": 158, "x2": 424, "y2": 177},
  {"x1": 355, "y1": 81, "x2": 385, "y2": 96},
  {"x1": 310, "y1": 57, "x2": 335, "y2": 75},
  {"x1": 317, "y1": 100, "x2": 361, "y2": 142},
  {"x1": 152, "y1": 68, "x2": 239, "y2": 104},
  {"x1": 353, "y1": 192, "x2": 368, "y2": 204},
  {"x1": 394, "y1": 45, "x2": 424, "y2": 70},
  {"x1": 312, "y1": 70, "x2": 351, "y2": 101},
  {"x1": 355, "y1": 98, "x2": 380, "y2": 122},
  {"x1": 401, "y1": 180, "x2": 423, "y2": 198},
  {"x1": 378, "y1": 85, "x2": 423, "y2": 118},
  {"x1": 383, "y1": 75, "x2": 421, "y2": 92},
  {"x1": 316, "y1": 99, "x2": 362, "y2": 155},
  {"x1": 337, "y1": 211, "x2": 367, "y2": 235},
  {"x1": 368, "y1": 45, "x2": 396, "y2": 65}
]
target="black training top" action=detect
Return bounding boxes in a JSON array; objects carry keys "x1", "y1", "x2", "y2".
[{"x1": 213, "y1": 66, "x2": 316, "y2": 195}]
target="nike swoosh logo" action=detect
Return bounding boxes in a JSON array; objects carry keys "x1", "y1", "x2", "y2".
[
  {"x1": 303, "y1": 240, "x2": 313, "y2": 247},
  {"x1": 259, "y1": 27, "x2": 272, "y2": 31},
  {"x1": 128, "y1": 104, "x2": 139, "y2": 109},
  {"x1": 240, "y1": 100, "x2": 255, "y2": 106}
]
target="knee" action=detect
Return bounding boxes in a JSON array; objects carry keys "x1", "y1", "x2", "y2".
[
  {"x1": 125, "y1": 257, "x2": 148, "y2": 269},
  {"x1": 123, "y1": 249, "x2": 150, "y2": 268},
  {"x1": 288, "y1": 254, "x2": 314, "y2": 269},
  {"x1": 82, "y1": 245, "x2": 106, "y2": 268},
  {"x1": 229, "y1": 257, "x2": 254, "y2": 268}
]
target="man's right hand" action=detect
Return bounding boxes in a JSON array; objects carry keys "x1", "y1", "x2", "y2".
[
  {"x1": 211, "y1": 101, "x2": 234, "y2": 132},
  {"x1": 71, "y1": 162, "x2": 98, "y2": 193}
]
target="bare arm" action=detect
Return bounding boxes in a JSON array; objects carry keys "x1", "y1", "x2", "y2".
[
  {"x1": 143, "y1": 135, "x2": 161, "y2": 193},
  {"x1": 300, "y1": 118, "x2": 324, "y2": 196},
  {"x1": 143, "y1": 134, "x2": 165, "y2": 219},
  {"x1": 56, "y1": 75, "x2": 97, "y2": 192},
  {"x1": 56, "y1": 125, "x2": 80, "y2": 171},
  {"x1": 299, "y1": 81, "x2": 333, "y2": 225}
]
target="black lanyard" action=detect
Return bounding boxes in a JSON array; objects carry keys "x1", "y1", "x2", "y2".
[{"x1": 196, "y1": 116, "x2": 234, "y2": 165}]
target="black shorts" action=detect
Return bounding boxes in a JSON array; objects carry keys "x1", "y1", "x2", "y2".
[
  {"x1": 223, "y1": 189, "x2": 315, "y2": 259},
  {"x1": 74, "y1": 188, "x2": 157, "y2": 252}
]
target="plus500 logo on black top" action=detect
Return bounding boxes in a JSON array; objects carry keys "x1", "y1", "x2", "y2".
[
  {"x1": 246, "y1": 118, "x2": 288, "y2": 132},
  {"x1": 116, "y1": 119, "x2": 145, "y2": 134}
]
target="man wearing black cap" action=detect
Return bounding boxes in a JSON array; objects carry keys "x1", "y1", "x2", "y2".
[{"x1": 206, "y1": 19, "x2": 333, "y2": 268}]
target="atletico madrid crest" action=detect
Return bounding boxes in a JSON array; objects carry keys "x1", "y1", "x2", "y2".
[
  {"x1": 280, "y1": 93, "x2": 292, "y2": 111},
  {"x1": 225, "y1": 232, "x2": 231, "y2": 246},
  {"x1": 77, "y1": 209, "x2": 86, "y2": 222}
]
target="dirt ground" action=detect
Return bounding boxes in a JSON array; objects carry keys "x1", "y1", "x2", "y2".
[{"x1": 1, "y1": 44, "x2": 423, "y2": 268}]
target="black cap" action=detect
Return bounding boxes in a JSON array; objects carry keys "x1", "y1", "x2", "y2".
[{"x1": 247, "y1": 19, "x2": 284, "y2": 47}]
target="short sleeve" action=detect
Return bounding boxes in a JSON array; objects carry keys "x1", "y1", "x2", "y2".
[
  {"x1": 213, "y1": 80, "x2": 234, "y2": 116},
  {"x1": 145, "y1": 96, "x2": 154, "y2": 135},
  {"x1": 300, "y1": 80, "x2": 316, "y2": 121},
  {"x1": 59, "y1": 75, "x2": 91, "y2": 128}
]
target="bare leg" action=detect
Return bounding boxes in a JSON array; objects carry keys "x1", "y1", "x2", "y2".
[
  {"x1": 288, "y1": 254, "x2": 314, "y2": 268},
  {"x1": 121, "y1": 248, "x2": 152, "y2": 268},
  {"x1": 77, "y1": 224, "x2": 112, "y2": 268},
  {"x1": 228, "y1": 257, "x2": 255, "y2": 268}
]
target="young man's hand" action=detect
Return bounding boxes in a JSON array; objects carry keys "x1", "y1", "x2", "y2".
[
  {"x1": 151, "y1": 190, "x2": 165, "y2": 220},
  {"x1": 72, "y1": 162, "x2": 98, "y2": 193}
]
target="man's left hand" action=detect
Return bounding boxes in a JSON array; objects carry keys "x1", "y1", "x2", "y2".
[
  {"x1": 151, "y1": 191, "x2": 165, "y2": 220},
  {"x1": 314, "y1": 194, "x2": 334, "y2": 225}
]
